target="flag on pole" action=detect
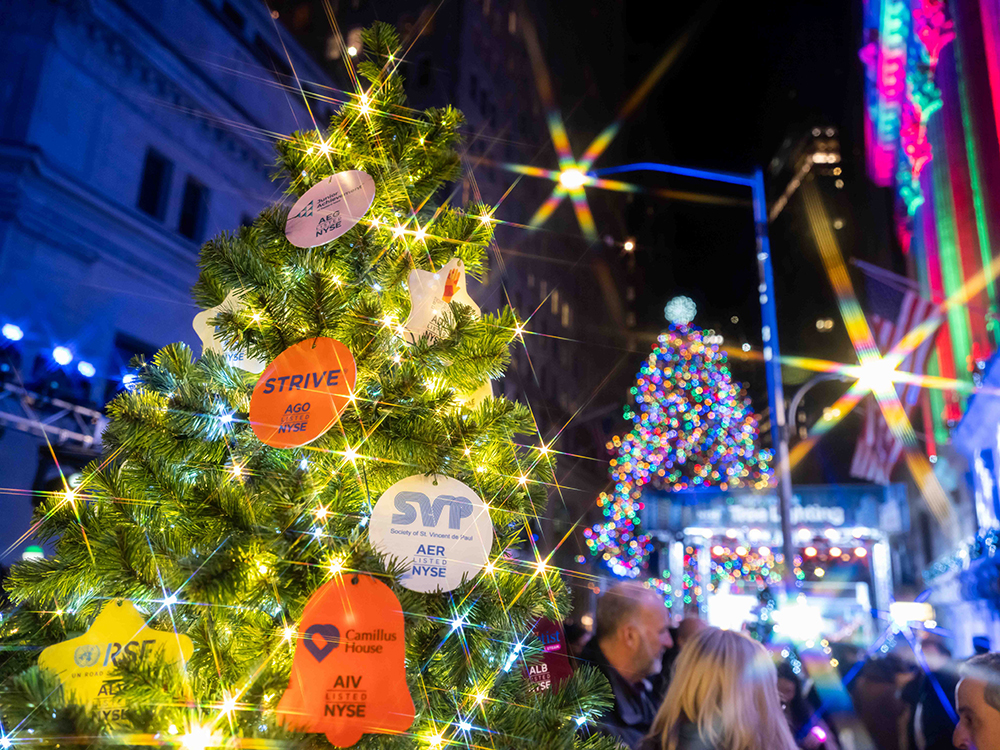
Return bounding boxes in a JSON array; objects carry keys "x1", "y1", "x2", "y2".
[{"x1": 850, "y1": 269, "x2": 941, "y2": 484}]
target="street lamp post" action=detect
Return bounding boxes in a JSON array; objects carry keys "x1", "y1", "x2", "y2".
[
  {"x1": 786, "y1": 372, "x2": 850, "y2": 437},
  {"x1": 589, "y1": 162, "x2": 798, "y2": 594}
]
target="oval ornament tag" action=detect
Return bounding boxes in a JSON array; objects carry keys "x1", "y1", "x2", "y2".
[
  {"x1": 285, "y1": 170, "x2": 376, "y2": 248},
  {"x1": 250, "y1": 337, "x2": 357, "y2": 448}
]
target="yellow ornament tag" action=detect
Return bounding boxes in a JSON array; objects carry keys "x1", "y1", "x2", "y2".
[{"x1": 37, "y1": 600, "x2": 193, "y2": 722}]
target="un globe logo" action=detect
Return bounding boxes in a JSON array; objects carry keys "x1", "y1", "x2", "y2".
[{"x1": 73, "y1": 644, "x2": 101, "y2": 668}]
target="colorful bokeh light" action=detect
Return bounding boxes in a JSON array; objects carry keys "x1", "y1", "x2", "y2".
[{"x1": 586, "y1": 322, "x2": 773, "y2": 579}]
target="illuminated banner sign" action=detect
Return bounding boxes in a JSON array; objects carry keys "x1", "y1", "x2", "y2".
[{"x1": 640, "y1": 484, "x2": 908, "y2": 533}]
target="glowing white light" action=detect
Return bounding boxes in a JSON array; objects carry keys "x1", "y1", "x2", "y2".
[
  {"x1": 623, "y1": 239, "x2": 635, "y2": 252},
  {"x1": 558, "y1": 168, "x2": 587, "y2": 190},
  {"x1": 76, "y1": 361, "x2": 96, "y2": 378},
  {"x1": 231, "y1": 463, "x2": 244, "y2": 478},
  {"x1": 535, "y1": 559, "x2": 547, "y2": 574},
  {"x1": 328, "y1": 557, "x2": 344, "y2": 575},
  {"x1": 358, "y1": 93, "x2": 370, "y2": 114},
  {"x1": 347, "y1": 45, "x2": 358, "y2": 57},
  {"x1": 479, "y1": 214, "x2": 492, "y2": 224},
  {"x1": 771, "y1": 598, "x2": 825, "y2": 642},
  {"x1": 318, "y1": 141, "x2": 331, "y2": 155},
  {"x1": 664, "y1": 296, "x2": 697, "y2": 325},
  {"x1": 451, "y1": 616, "x2": 464, "y2": 631},
  {"x1": 220, "y1": 413, "x2": 234, "y2": 424},
  {"x1": 180, "y1": 724, "x2": 216, "y2": 750},
  {"x1": 392, "y1": 225, "x2": 405, "y2": 238},
  {"x1": 343, "y1": 446, "x2": 359, "y2": 462},
  {"x1": 415, "y1": 227, "x2": 427, "y2": 241},
  {"x1": 2, "y1": 324, "x2": 24, "y2": 342},
  {"x1": 517, "y1": 475, "x2": 528, "y2": 485},
  {"x1": 164, "y1": 594, "x2": 178, "y2": 606},
  {"x1": 742, "y1": 343, "x2": 751, "y2": 352},
  {"x1": 538, "y1": 444, "x2": 550, "y2": 455},
  {"x1": 575, "y1": 715, "x2": 588, "y2": 726},
  {"x1": 283, "y1": 626, "x2": 296, "y2": 641},
  {"x1": 458, "y1": 720, "x2": 472, "y2": 732},
  {"x1": 299, "y1": 458, "x2": 309, "y2": 470},
  {"x1": 514, "y1": 324, "x2": 524, "y2": 336},
  {"x1": 122, "y1": 373, "x2": 139, "y2": 389},
  {"x1": 52, "y1": 346, "x2": 73, "y2": 366},
  {"x1": 315, "y1": 506, "x2": 329, "y2": 520},
  {"x1": 856, "y1": 357, "x2": 897, "y2": 393}
]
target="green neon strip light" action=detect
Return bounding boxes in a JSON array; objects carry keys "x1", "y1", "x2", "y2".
[
  {"x1": 953, "y1": 27, "x2": 1000, "y2": 346},
  {"x1": 929, "y1": 115, "x2": 974, "y2": 401},
  {"x1": 910, "y1": 204, "x2": 950, "y2": 445}
]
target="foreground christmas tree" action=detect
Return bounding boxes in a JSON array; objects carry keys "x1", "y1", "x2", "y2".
[
  {"x1": 0, "y1": 25, "x2": 615, "y2": 750},
  {"x1": 585, "y1": 298, "x2": 773, "y2": 583}
]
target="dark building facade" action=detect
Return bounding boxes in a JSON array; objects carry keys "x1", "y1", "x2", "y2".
[{"x1": 0, "y1": 0, "x2": 331, "y2": 562}]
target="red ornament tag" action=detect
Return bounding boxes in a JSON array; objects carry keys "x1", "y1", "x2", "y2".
[
  {"x1": 523, "y1": 618, "x2": 573, "y2": 693},
  {"x1": 277, "y1": 574, "x2": 415, "y2": 747},
  {"x1": 249, "y1": 337, "x2": 356, "y2": 448}
]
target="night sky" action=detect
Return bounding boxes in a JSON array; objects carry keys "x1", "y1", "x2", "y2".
[{"x1": 552, "y1": 0, "x2": 883, "y2": 480}]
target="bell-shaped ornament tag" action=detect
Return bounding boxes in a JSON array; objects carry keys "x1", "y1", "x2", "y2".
[{"x1": 277, "y1": 574, "x2": 415, "y2": 747}]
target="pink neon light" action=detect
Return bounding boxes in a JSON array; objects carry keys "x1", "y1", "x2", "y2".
[
  {"x1": 913, "y1": 0, "x2": 955, "y2": 69},
  {"x1": 900, "y1": 101, "x2": 933, "y2": 179},
  {"x1": 811, "y1": 726, "x2": 828, "y2": 743}
]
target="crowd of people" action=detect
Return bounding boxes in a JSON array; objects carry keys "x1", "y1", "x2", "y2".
[{"x1": 572, "y1": 582, "x2": 1000, "y2": 750}]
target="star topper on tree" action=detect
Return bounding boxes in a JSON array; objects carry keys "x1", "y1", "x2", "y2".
[{"x1": 586, "y1": 297, "x2": 773, "y2": 583}]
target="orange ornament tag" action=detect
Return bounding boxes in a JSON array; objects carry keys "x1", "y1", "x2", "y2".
[
  {"x1": 249, "y1": 337, "x2": 356, "y2": 448},
  {"x1": 277, "y1": 575, "x2": 415, "y2": 747}
]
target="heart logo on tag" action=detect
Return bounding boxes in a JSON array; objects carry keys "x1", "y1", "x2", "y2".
[{"x1": 303, "y1": 623, "x2": 340, "y2": 662}]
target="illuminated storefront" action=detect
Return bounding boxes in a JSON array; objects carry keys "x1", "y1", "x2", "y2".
[{"x1": 640, "y1": 484, "x2": 908, "y2": 642}]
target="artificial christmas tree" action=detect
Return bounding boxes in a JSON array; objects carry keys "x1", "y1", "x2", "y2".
[
  {"x1": 585, "y1": 306, "x2": 773, "y2": 583},
  {"x1": 0, "y1": 24, "x2": 616, "y2": 750}
]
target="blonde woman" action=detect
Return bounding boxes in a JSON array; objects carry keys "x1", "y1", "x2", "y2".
[{"x1": 641, "y1": 627, "x2": 798, "y2": 750}]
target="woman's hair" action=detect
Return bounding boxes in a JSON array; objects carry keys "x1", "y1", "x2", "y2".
[
  {"x1": 776, "y1": 661, "x2": 811, "y2": 730},
  {"x1": 647, "y1": 627, "x2": 798, "y2": 750}
]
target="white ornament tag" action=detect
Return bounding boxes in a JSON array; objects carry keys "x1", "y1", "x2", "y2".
[
  {"x1": 403, "y1": 258, "x2": 480, "y2": 343},
  {"x1": 368, "y1": 474, "x2": 493, "y2": 593},
  {"x1": 285, "y1": 170, "x2": 376, "y2": 248},
  {"x1": 192, "y1": 291, "x2": 267, "y2": 373}
]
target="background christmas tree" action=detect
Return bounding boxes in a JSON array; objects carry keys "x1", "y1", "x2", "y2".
[
  {"x1": 0, "y1": 24, "x2": 616, "y2": 750},
  {"x1": 585, "y1": 299, "x2": 773, "y2": 584}
]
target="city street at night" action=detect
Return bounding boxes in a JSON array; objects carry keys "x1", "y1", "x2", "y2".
[{"x1": 1, "y1": 1, "x2": 1000, "y2": 749}]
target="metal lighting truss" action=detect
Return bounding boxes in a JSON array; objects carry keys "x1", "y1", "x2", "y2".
[{"x1": 0, "y1": 382, "x2": 107, "y2": 451}]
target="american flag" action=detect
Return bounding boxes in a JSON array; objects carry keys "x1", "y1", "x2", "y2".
[{"x1": 849, "y1": 269, "x2": 941, "y2": 485}]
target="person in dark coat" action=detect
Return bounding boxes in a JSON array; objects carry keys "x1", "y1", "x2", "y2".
[
  {"x1": 902, "y1": 639, "x2": 960, "y2": 750},
  {"x1": 578, "y1": 582, "x2": 674, "y2": 749}
]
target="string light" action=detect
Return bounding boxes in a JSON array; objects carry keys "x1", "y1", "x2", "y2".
[{"x1": 179, "y1": 724, "x2": 216, "y2": 750}]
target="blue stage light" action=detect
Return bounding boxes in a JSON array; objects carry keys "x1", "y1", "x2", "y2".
[
  {"x1": 2, "y1": 324, "x2": 24, "y2": 342},
  {"x1": 52, "y1": 346, "x2": 73, "y2": 366}
]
